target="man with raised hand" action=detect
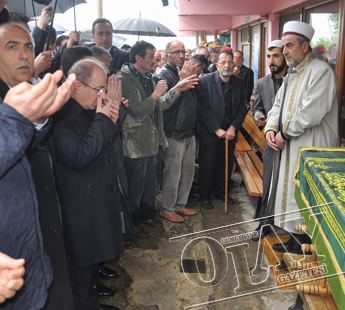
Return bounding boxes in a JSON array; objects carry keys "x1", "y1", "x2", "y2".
[{"x1": 0, "y1": 22, "x2": 75, "y2": 310}]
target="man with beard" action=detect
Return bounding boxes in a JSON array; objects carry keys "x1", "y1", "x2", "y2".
[
  {"x1": 251, "y1": 40, "x2": 288, "y2": 241},
  {"x1": 265, "y1": 22, "x2": 338, "y2": 271},
  {"x1": 198, "y1": 50, "x2": 246, "y2": 209}
]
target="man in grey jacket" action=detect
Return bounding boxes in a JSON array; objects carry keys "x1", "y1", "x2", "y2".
[
  {"x1": 117, "y1": 41, "x2": 198, "y2": 234},
  {"x1": 251, "y1": 40, "x2": 288, "y2": 241}
]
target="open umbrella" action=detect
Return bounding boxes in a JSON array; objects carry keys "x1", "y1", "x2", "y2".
[
  {"x1": 6, "y1": 0, "x2": 86, "y2": 18},
  {"x1": 112, "y1": 17, "x2": 176, "y2": 40}
]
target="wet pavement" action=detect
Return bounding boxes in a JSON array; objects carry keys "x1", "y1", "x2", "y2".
[{"x1": 99, "y1": 171, "x2": 299, "y2": 310}]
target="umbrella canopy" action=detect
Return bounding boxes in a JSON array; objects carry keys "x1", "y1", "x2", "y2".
[
  {"x1": 28, "y1": 20, "x2": 68, "y2": 34},
  {"x1": 6, "y1": 0, "x2": 86, "y2": 18},
  {"x1": 112, "y1": 18, "x2": 176, "y2": 37}
]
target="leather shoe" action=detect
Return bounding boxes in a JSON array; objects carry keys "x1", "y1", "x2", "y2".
[
  {"x1": 199, "y1": 198, "x2": 214, "y2": 209},
  {"x1": 214, "y1": 194, "x2": 235, "y2": 204},
  {"x1": 188, "y1": 193, "x2": 199, "y2": 202},
  {"x1": 176, "y1": 208, "x2": 197, "y2": 216},
  {"x1": 99, "y1": 304, "x2": 120, "y2": 310},
  {"x1": 276, "y1": 260, "x2": 288, "y2": 271},
  {"x1": 99, "y1": 267, "x2": 118, "y2": 279},
  {"x1": 159, "y1": 211, "x2": 184, "y2": 223},
  {"x1": 273, "y1": 234, "x2": 311, "y2": 254},
  {"x1": 251, "y1": 224, "x2": 270, "y2": 242},
  {"x1": 135, "y1": 225, "x2": 148, "y2": 238},
  {"x1": 94, "y1": 282, "x2": 114, "y2": 297},
  {"x1": 140, "y1": 218, "x2": 163, "y2": 227},
  {"x1": 123, "y1": 237, "x2": 131, "y2": 247}
]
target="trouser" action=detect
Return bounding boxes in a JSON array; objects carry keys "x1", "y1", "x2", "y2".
[
  {"x1": 72, "y1": 264, "x2": 99, "y2": 310},
  {"x1": 199, "y1": 139, "x2": 236, "y2": 200},
  {"x1": 161, "y1": 136, "x2": 196, "y2": 214},
  {"x1": 124, "y1": 151, "x2": 162, "y2": 225}
]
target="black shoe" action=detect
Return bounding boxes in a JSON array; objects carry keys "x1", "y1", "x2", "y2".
[
  {"x1": 139, "y1": 218, "x2": 163, "y2": 228},
  {"x1": 99, "y1": 267, "x2": 119, "y2": 279},
  {"x1": 214, "y1": 194, "x2": 235, "y2": 204},
  {"x1": 199, "y1": 198, "x2": 214, "y2": 209},
  {"x1": 99, "y1": 304, "x2": 120, "y2": 310},
  {"x1": 188, "y1": 193, "x2": 199, "y2": 202},
  {"x1": 94, "y1": 282, "x2": 115, "y2": 297},
  {"x1": 276, "y1": 260, "x2": 288, "y2": 271},
  {"x1": 135, "y1": 225, "x2": 148, "y2": 238},
  {"x1": 273, "y1": 233, "x2": 312, "y2": 254},
  {"x1": 251, "y1": 224, "x2": 270, "y2": 242}
]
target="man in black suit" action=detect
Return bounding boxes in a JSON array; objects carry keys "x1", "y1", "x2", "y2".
[
  {"x1": 198, "y1": 50, "x2": 247, "y2": 209},
  {"x1": 234, "y1": 50, "x2": 254, "y2": 105},
  {"x1": 251, "y1": 40, "x2": 288, "y2": 241},
  {"x1": 91, "y1": 18, "x2": 129, "y2": 74}
]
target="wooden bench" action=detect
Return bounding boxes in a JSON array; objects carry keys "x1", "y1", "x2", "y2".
[{"x1": 234, "y1": 111, "x2": 265, "y2": 197}]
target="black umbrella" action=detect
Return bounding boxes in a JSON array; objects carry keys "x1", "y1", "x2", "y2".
[
  {"x1": 6, "y1": 0, "x2": 86, "y2": 18},
  {"x1": 112, "y1": 17, "x2": 176, "y2": 40}
]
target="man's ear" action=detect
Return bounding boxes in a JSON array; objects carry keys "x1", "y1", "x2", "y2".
[
  {"x1": 134, "y1": 54, "x2": 141, "y2": 63},
  {"x1": 73, "y1": 80, "x2": 82, "y2": 95}
]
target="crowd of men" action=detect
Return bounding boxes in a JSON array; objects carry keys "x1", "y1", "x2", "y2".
[{"x1": 0, "y1": 0, "x2": 339, "y2": 308}]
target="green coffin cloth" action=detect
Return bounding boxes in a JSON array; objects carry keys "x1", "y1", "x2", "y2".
[{"x1": 293, "y1": 147, "x2": 345, "y2": 308}]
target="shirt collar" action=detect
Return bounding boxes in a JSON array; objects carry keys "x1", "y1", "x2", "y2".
[{"x1": 129, "y1": 64, "x2": 150, "y2": 81}]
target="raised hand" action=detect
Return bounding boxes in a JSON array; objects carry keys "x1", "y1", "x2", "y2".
[
  {"x1": 173, "y1": 75, "x2": 199, "y2": 94},
  {"x1": 151, "y1": 80, "x2": 168, "y2": 100},
  {"x1": 4, "y1": 70, "x2": 76, "y2": 124},
  {"x1": 96, "y1": 91, "x2": 120, "y2": 124},
  {"x1": 107, "y1": 74, "x2": 122, "y2": 104},
  {"x1": 33, "y1": 51, "x2": 53, "y2": 79},
  {"x1": 177, "y1": 59, "x2": 197, "y2": 79}
]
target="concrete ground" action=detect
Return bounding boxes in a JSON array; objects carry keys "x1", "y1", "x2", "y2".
[{"x1": 100, "y1": 171, "x2": 300, "y2": 310}]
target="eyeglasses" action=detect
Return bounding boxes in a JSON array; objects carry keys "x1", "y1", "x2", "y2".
[
  {"x1": 218, "y1": 61, "x2": 234, "y2": 66},
  {"x1": 80, "y1": 80, "x2": 107, "y2": 95},
  {"x1": 169, "y1": 50, "x2": 186, "y2": 55}
]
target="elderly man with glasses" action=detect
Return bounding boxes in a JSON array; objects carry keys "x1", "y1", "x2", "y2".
[
  {"x1": 198, "y1": 50, "x2": 246, "y2": 209},
  {"x1": 52, "y1": 58, "x2": 124, "y2": 310}
]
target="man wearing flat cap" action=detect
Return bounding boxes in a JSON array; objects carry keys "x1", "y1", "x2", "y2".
[
  {"x1": 264, "y1": 21, "x2": 338, "y2": 267},
  {"x1": 313, "y1": 44, "x2": 328, "y2": 63}
]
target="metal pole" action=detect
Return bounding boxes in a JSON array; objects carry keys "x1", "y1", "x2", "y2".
[
  {"x1": 98, "y1": 0, "x2": 103, "y2": 18},
  {"x1": 73, "y1": 0, "x2": 77, "y2": 30},
  {"x1": 45, "y1": 0, "x2": 58, "y2": 51}
]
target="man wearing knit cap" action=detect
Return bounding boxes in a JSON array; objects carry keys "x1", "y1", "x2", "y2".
[{"x1": 265, "y1": 21, "x2": 338, "y2": 269}]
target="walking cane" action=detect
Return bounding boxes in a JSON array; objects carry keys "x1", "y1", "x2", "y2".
[{"x1": 225, "y1": 139, "x2": 228, "y2": 214}]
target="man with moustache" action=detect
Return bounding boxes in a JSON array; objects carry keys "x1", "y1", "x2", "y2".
[
  {"x1": 265, "y1": 22, "x2": 338, "y2": 270},
  {"x1": 154, "y1": 40, "x2": 218, "y2": 219},
  {"x1": 198, "y1": 50, "x2": 246, "y2": 209},
  {"x1": 118, "y1": 41, "x2": 199, "y2": 230},
  {"x1": 251, "y1": 40, "x2": 288, "y2": 241},
  {"x1": 0, "y1": 23, "x2": 75, "y2": 310}
]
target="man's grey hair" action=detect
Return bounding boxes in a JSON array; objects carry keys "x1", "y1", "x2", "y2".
[
  {"x1": 0, "y1": 23, "x2": 35, "y2": 47},
  {"x1": 295, "y1": 35, "x2": 312, "y2": 52},
  {"x1": 193, "y1": 46, "x2": 208, "y2": 55},
  {"x1": 68, "y1": 59, "x2": 106, "y2": 82},
  {"x1": 208, "y1": 47, "x2": 217, "y2": 54},
  {"x1": 165, "y1": 40, "x2": 184, "y2": 54},
  {"x1": 90, "y1": 46, "x2": 113, "y2": 63}
]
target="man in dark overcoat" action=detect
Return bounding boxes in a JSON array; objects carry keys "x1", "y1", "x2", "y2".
[{"x1": 52, "y1": 59, "x2": 123, "y2": 310}]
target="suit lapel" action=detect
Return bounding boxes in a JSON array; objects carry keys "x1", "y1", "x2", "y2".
[{"x1": 267, "y1": 74, "x2": 275, "y2": 106}]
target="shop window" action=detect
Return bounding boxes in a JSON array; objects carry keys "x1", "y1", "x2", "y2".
[
  {"x1": 251, "y1": 24, "x2": 260, "y2": 90},
  {"x1": 307, "y1": 1, "x2": 339, "y2": 71}
]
